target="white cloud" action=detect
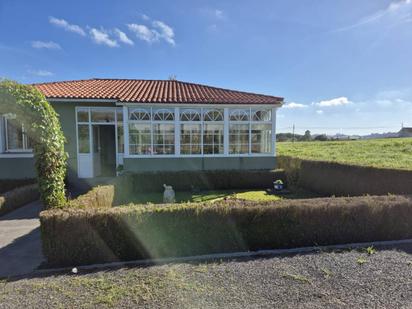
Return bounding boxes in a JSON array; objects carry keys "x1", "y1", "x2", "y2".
[
  {"x1": 128, "y1": 20, "x2": 176, "y2": 45},
  {"x1": 49, "y1": 17, "x2": 86, "y2": 36},
  {"x1": 114, "y1": 29, "x2": 134, "y2": 45},
  {"x1": 316, "y1": 110, "x2": 324, "y2": 115},
  {"x1": 215, "y1": 9, "x2": 224, "y2": 19},
  {"x1": 315, "y1": 97, "x2": 352, "y2": 107},
  {"x1": 89, "y1": 28, "x2": 119, "y2": 47},
  {"x1": 128, "y1": 24, "x2": 158, "y2": 43},
  {"x1": 332, "y1": 0, "x2": 412, "y2": 32},
  {"x1": 283, "y1": 102, "x2": 308, "y2": 109},
  {"x1": 31, "y1": 41, "x2": 61, "y2": 50},
  {"x1": 28, "y1": 69, "x2": 54, "y2": 77},
  {"x1": 141, "y1": 14, "x2": 150, "y2": 21},
  {"x1": 152, "y1": 20, "x2": 175, "y2": 45}
]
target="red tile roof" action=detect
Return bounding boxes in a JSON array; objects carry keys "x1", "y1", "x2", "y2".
[{"x1": 33, "y1": 79, "x2": 283, "y2": 105}]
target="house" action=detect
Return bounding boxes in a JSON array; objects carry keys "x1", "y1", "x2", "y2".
[
  {"x1": 0, "y1": 79, "x2": 283, "y2": 180},
  {"x1": 398, "y1": 127, "x2": 412, "y2": 138}
]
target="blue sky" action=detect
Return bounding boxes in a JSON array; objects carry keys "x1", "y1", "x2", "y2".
[{"x1": 1, "y1": 0, "x2": 412, "y2": 135}]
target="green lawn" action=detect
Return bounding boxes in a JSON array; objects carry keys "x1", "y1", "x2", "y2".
[
  {"x1": 125, "y1": 190, "x2": 282, "y2": 204},
  {"x1": 277, "y1": 138, "x2": 412, "y2": 170}
]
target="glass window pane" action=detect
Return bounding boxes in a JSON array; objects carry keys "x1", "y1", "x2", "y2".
[
  {"x1": 229, "y1": 124, "x2": 249, "y2": 154},
  {"x1": 129, "y1": 123, "x2": 152, "y2": 155},
  {"x1": 153, "y1": 108, "x2": 174, "y2": 121},
  {"x1": 78, "y1": 125, "x2": 90, "y2": 153},
  {"x1": 153, "y1": 124, "x2": 175, "y2": 155},
  {"x1": 129, "y1": 108, "x2": 151, "y2": 121},
  {"x1": 180, "y1": 108, "x2": 201, "y2": 121},
  {"x1": 251, "y1": 124, "x2": 272, "y2": 153},
  {"x1": 204, "y1": 109, "x2": 224, "y2": 122},
  {"x1": 6, "y1": 118, "x2": 23, "y2": 150},
  {"x1": 116, "y1": 109, "x2": 123, "y2": 122},
  {"x1": 117, "y1": 123, "x2": 124, "y2": 154},
  {"x1": 252, "y1": 109, "x2": 271, "y2": 122},
  {"x1": 203, "y1": 123, "x2": 224, "y2": 154},
  {"x1": 77, "y1": 110, "x2": 89, "y2": 122},
  {"x1": 180, "y1": 123, "x2": 201, "y2": 154},
  {"x1": 229, "y1": 109, "x2": 249, "y2": 121},
  {"x1": 91, "y1": 110, "x2": 115, "y2": 123}
]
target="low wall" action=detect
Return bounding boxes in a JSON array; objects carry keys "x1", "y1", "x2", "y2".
[
  {"x1": 277, "y1": 156, "x2": 412, "y2": 196},
  {"x1": 124, "y1": 156, "x2": 276, "y2": 172}
]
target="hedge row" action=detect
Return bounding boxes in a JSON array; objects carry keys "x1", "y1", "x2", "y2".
[
  {"x1": 41, "y1": 194, "x2": 412, "y2": 266},
  {"x1": 114, "y1": 169, "x2": 286, "y2": 203},
  {"x1": 0, "y1": 184, "x2": 39, "y2": 216},
  {"x1": 67, "y1": 185, "x2": 114, "y2": 209},
  {"x1": 277, "y1": 156, "x2": 412, "y2": 196},
  {"x1": 0, "y1": 179, "x2": 36, "y2": 194}
]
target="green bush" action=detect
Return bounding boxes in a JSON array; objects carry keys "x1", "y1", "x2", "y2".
[
  {"x1": 68, "y1": 185, "x2": 114, "y2": 209},
  {"x1": 0, "y1": 80, "x2": 67, "y2": 208},
  {"x1": 114, "y1": 169, "x2": 286, "y2": 203},
  {"x1": 41, "y1": 194, "x2": 412, "y2": 266},
  {"x1": 278, "y1": 155, "x2": 412, "y2": 196},
  {"x1": 0, "y1": 184, "x2": 39, "y2": 215},
  {"x1": 0, "y1": 179, "x2": 36, "y2": 194}
]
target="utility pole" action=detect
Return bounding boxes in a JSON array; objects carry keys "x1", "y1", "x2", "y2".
[{"x1": 292, "y1": 124, "x2": 295, "y2": 143}]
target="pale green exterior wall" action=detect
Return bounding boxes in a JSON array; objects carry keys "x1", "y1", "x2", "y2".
[
  {"x1": 0, "y1": 158, "x2": 36, "y2": 179},
  {"x1": 124, "y1": 157, "x2": 276, "y2": 172}
]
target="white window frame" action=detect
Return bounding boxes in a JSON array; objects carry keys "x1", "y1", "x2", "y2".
[
  {"x1": 123, "y1": 104, "x2": 278, "y2": 158},
  {"x1": 3, "y1": 116, "x2": 33, "y2": 153}
]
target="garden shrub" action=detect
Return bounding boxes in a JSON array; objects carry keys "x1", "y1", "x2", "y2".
[
  {"x1": 41, "y1": 194, "x2": 412, "y2": 266},
  {"x1": 0, "y1": 184, "x2": 39, "y2": 216},
  {"x1": 0, "y1": 80, "x2": 67, "y2": 208},
  {"x1": 114, "y1": 169, "x2": 286, "y2": 203},
  {"x1": 68, "y1": 185, "x2": 114, "y2": 209},
  {"x1": 0, "y1": 179, "x2": 36, "y2": 194},
  {"x1": 278, "y1": 155, "x2": 412, "y2": 196}
]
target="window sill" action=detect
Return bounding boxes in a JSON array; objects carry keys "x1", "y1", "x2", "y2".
[{"x1": 0, "y1": 153, "x2": 34, "y2": 158}]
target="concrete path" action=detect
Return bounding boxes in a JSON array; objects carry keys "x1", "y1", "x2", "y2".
[{"x1": 0, "y1": 201, "x2": 44, "y2": 278}]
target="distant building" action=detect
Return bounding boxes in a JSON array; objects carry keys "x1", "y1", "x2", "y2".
[{"x1": 398, "y1": 127, "x2": 412, "y2": 137}]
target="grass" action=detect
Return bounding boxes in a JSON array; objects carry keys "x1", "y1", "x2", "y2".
[
  {"x1": 122, "y1": 188, "x2": 320, "y2": 205},
  {"x1": 277, "y1": 138, "x2": 412, "y2": 170},
  {"x1": 124, "y1": 189, "x2": 282, "y2": 204}
]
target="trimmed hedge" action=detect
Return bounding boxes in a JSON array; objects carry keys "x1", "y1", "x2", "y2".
[
  {"x1": 0, "y1": 179, "x2": 36, "y2": 194},
  {"x1": 68, "y1": 185, "x2": 114, "y2": 209},
  {"x1": 0, "y1": 184, "x2": 39, "y2": 216},
  {"x1": 41, "y1": 194, "x2": 412, "y2": 266},
  {"x1": 277, "y1": 155, "x2": 412, "y2": 196},
  {"x1": 114, "y1": 169, "x2": 286, "y2": 203}
]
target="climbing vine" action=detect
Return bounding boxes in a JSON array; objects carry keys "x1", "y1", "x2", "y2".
[{"x1": 0, "y1": 80, "x2": 67, "y2": 208}]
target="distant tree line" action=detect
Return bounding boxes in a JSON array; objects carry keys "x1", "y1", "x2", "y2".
[{"x1": 276, "y1": 130, "x2": 329, "y2": 142}]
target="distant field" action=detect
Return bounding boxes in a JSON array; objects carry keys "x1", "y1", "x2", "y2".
[{"x1": 277, "y1": 138, "x2": 412, "y2": 170}]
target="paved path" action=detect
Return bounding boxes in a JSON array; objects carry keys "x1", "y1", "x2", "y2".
[{"x1": 0, "y1": 201, "x2": 44, "y2": 278}]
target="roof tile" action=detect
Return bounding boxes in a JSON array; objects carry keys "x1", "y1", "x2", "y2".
[{"x1": 33, "y1": 78, "x2": 283, "y2": 105}]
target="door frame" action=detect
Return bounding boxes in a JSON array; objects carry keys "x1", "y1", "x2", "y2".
[{"x1": 75, "y1": 107, "x2": 121, "y2": 178}]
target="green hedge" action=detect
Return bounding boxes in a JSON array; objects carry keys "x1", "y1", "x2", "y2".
[
  {"x1": 277, "y1": 155, "x2": 412, "y2": 195},
  {"x1": 114, "y1": 169, "x2": 286, "y2": 203},
  {"x1": 41, "y1": 194, "x2": 412, "y2": 266},
  {"x1": 0, "y1": 184, "x2": 39, "y2": 216},
  {"x1": 0, "y1": 179, "x2": 36, "y2": 194},
  {"x1": 67, "y1": 185, "x2": 114, "y2": 209}
]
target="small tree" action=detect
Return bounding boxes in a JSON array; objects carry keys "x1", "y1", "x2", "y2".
[
  {"x1": 303, "y1": 130, "x2": 312, "y2": 141},
  {"x1": 0, "y1": 80, "x2": 67, "y2": 208}
]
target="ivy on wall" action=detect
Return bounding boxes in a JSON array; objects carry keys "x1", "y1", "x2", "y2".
[{"x1": 0, "y1": 80, "x2": 67, "y2": 208}]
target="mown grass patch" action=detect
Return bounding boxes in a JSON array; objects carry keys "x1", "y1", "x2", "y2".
[
  {"x1": 124, "y1": 190, "x2": 283, "y2": 204},
  {"x1": 277, "y1": 138, "x2": 412, "y2": 170}
]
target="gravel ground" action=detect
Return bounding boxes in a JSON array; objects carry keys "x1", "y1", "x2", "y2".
[{"x1": 1, "y1": 247, "x2": 412, "y2": 308}]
